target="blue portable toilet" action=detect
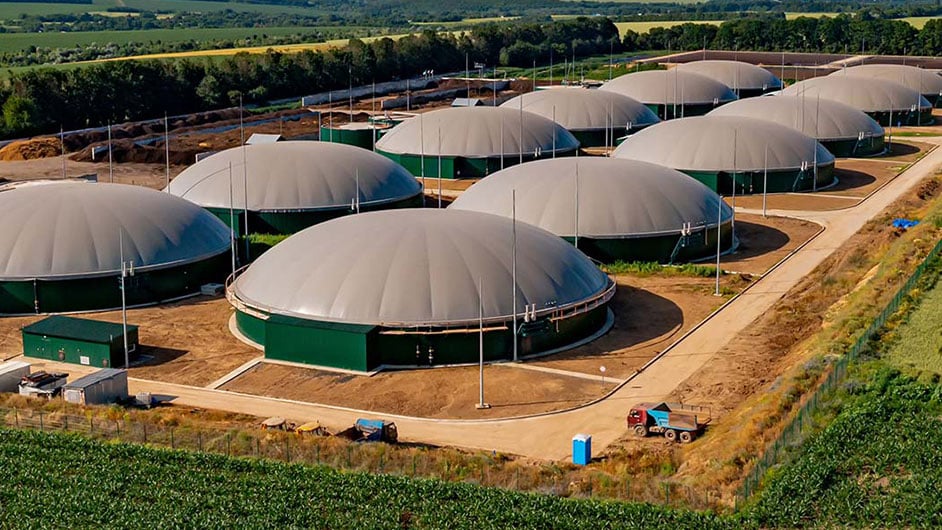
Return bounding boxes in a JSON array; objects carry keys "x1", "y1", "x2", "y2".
[{"x1": 572, "y1": 434, "x2": 592, "y2": 466}]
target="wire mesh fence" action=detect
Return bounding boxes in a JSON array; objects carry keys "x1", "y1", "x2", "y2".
[{"x1": 737, "y1": 236, "x2": 942, "y2": 502}]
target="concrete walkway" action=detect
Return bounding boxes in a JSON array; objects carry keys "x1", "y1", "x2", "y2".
[{"x1": 21, "y1": 139, "x2": 942, "y2": 461}]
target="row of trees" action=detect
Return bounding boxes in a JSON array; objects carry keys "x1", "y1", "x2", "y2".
[
  {"x1": 624, "y1": 14, "x2": 942, "y2": 56},
  {"x1": 0, "y1": 18, "x2": 620, "y2": 138}
]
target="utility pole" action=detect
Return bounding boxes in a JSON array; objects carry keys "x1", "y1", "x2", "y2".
[
  {"x1": 512, "y1": 189, "x2": 518, "y2": 363},
  {"x1": 229, "y1": 162, "x2": 236, "y2": 275},
  {"x1": 763, "y1": 143, "x2": 769, "y2": 218},
  {"x1": 60, "y1": 126, "x2": 66, "y2": 179},
  {"x1": 164, "y1": 113, "x2": 170, "y2": 191},
  {"x1": 107, "y1": 122, "x2": 113, "y2": 183},
  {"x1": 118, "y1": 230, "x2": 134, "y2": 368},
  {"x1": 714, "y1": 196, "x2": 722, "y2": 297},
  {"x1": 476, "y1": 276, "x2": 490, "y2": 410}
]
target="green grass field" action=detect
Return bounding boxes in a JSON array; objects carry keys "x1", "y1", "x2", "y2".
[
  {"x1": 884, "y1": 276, "x2": 942, "y2": 376},
  {"x1": 615, "y1": 20, "x2": 720, "y2": 35},
  {"x1": 0, "y1": 25, "x2": 369, "y2": 53},
  {"x1": 0, "y1": 0, "x2": 321, "y2": 20},
  {"x1": 785, "y1": 12, "x2": 939, "y2": 28}
]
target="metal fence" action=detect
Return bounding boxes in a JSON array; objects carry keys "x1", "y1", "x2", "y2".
[{"x1": 738, "y1": 236, "x2": 942, "y2": 502}]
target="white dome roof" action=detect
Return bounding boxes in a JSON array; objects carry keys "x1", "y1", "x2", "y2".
[
  {"x1": 500, "y1": 88, "x2": 659, "y2": 132},
  {"x1": 709, "y1": 95, "x2": 884, "y2": 141},
  {"x1": 601, "y1": 70, "x2": 738, "y2": 105}
]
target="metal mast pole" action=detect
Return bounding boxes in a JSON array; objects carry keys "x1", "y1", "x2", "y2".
[
  {"x1": 552, "y1": 106, "x2": 556, "y2": 159},
  {"x1": 420, "y1": 112, "x2": 425, "y2": 205},
  {"x1": 60, "y1": 126, "x2": 66, "y2": 179},
  {"x1": 437, "y1": 126, "x2": 442, "y2": 208},
  {"x1": 229, "y1": 162, "x2": 236, "y2": 274},
  {"x1": 731, "y1": 129, "x2": 737, "y2": 234},
  {"x1": 372, "y1": 80, "x2": 377, "y2": 151},
  {"x1": 512, "y1": 189, "x2": 518, "y2": 362},
  {"x1": 242, "y1": 138, "x2": 249, "y2": 259},
  {"x1": 715, "y1": 196, "x2": 722, "y2": 296},
  {"x1": 763, "y1": 144, "x2": 769, "y2": 218},
  {"x1": 574, "y1": 161, "x2": 580, "y2": 250},
  {"x1": 119, "y1": 230, "x2": 130, "y2": 368},
  {"x1": 355, "y1": 169, "x2": 360, "y2": 214},
  {"x1": 107, "y1": 122, "x2": 113, "y2": 183},
  {"x1": 164, "y1": 113, "x2": 170, "y2": 191},
  {"x1": 519, "y1": 96, "x2": 524, "y2": 165},
  {"x1": 500, "y1": 112, "x2": 504, "y2": 170},
  {"x1": 476, "y1": 276, "x2": 490, "y2": 409}
]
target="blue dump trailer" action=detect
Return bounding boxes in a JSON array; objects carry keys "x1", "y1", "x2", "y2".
[{"x1": 627, "y1": 402, "x2": 711, "y2": 443}]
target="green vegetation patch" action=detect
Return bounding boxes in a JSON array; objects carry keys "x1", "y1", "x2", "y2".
[
  {"x1": 748, "y1": 368, "x2": 942, "y2": 528},
  {"x1": 0, "y1": 428, "x2": 732, "y2": 529},
  {"x1": 604, "y1": 260, "x2": 719, "y2": 277},
  {"x1": 884, "y1": 278, "x2": 942, "y2": 376}
]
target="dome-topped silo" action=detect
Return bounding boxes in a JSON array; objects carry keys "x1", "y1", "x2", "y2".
[
  {"x1": 600, "y1": 70, "x2": 737, "y2": 119},
  {"x1": 675, "y1": 60, "x2": 782, "y2": 97}
]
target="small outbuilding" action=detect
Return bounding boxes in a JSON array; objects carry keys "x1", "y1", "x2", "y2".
[
  {"x1": 449, "y1": 157, "x2": 733, "y2": 263},
  {"x1": 375, "y1": 107, "x2": 580, "y2": 179},
  {"x1": 675, "y1": 60, "x2": 783, "y2": 98},
  {"x1": 62, "y1": 368, "x2": 128, "y2": 405},
  {"x1": 22, "y1": 316, "x2": 138, "y2": 368},
  {"x1": 500, "y1": 88, "x2": 660, "y2": 147},
  {"x1": 600, "y1": 70, "x2": 738, "y2": 119},
  {"x1": 783, "y1": 76, "x2": 933, "y2": 126},
  {"x1": 833, "y1": 64, "x2": 942, "y2": 107},
  {"x1": 709, "y1": 96, "x2": 886, "y2": 157},
  {"x1": 613, "y1": 115, "x2": 835, "y2": 193},
  {"x1": 319, "y1": 122, "x2": 391, "y2": 149}
]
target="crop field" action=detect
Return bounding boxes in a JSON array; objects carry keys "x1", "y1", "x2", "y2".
[
  {"x1": 883, "y1": 275, "x2": 942, "y2": 375},
  {"x1": 615, "y1": 20, "x2": 721, "y2": 35},
  {"x1": 0, "y1": 26, "x2": 366, "y2": 54},
  {"x1": 0, "y1": 0, "x2": 320, "y2": 20},
  {"x1": 413, "y1": 16, "x2": 519, "y2": 27},
  {"x1": 901, "y1": 16, "x2": 940, "y2": 29},
  {"x1": 748, "y1": 368, "x2": 942, "y2": 528},
  {"x1": 784, "y1": 13, "x2": 938, "y2": 28},
  {"x1": 0, "y1": 429, "x2": 732, "y2": 529}
]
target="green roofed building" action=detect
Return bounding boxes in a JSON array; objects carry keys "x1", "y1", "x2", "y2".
[
  {"x1": 613, "y1": 115, "x2": 835, "y2": 194},
  {"x1": 375, "y1": 107, "x2": 580, "y2": 179},
  {"x1": 167, "y1": 141, "x2": 423, "y2": 237},
  {"x1": 0, "y1": 182, "x2": 230, "y2": 315},
  {"x1": 500, "y1": 88, "x2": 659, "y2": 147},
  {"x1": 600, "y1": 70, "x2": 737, "y2": 120},
  {"x1": 709, "y1": 96, "x2": 886, "y2": 157},
  {"x1": 22, "y1": 315, "x2": 138, "y2": 368},
  {"x1": 229, "y1": 209, "x2": 614, "y2": 372},
  {"x1": 449, "y1": 158, "x2": 733, "y2": 263}
]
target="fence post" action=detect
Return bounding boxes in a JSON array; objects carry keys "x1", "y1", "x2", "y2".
[
  {"x1": 116, "y1": 420, "x2": 120, "y2": 435},
  {"x1": 89, "y1": 415, "x2": 93, "y2": 434},
  {"x1": 63, "y1": 414, "x2": 68, "y2": 431},
  {"x1": 315, "y1": 445, "x2": 320, "y2": 464},
  {"x1": 170, "y1": 428, "x2": 174, "y2": 450},
  {"x1": 143, "y1": 422, "x2": 147, "y2": 444},
  {"x1": 412, "y1": 453, "x2": 417, "y2": 476},
  {"x1": 198, "y1": 431, "x2": 203, "y2": 452},
  {"x1": 39, "y1": 411, "x2": 44, "y2": 432},
  {"x1": 227, "y1": 433, "x2": 231, "y2": 457},
  {"x1": 255, "y1": 435, "x2": 260, "y2": 457},
  {"x1": 285, "y1": 436, "x2": 290, "y2": 463},
  {"x1": 14, "y1": 408, "x2": 18, "y2": 428}
]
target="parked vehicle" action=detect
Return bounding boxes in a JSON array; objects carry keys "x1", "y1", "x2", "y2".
[
  {"x1": 627, "y1": 402, "x2": 711, "y2": 443},
  {"x1": 336, "y1": 418, "x2": 398, "y2": 443}
]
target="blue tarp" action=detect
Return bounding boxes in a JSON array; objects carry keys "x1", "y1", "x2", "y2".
[{"x1": 892, "y1": 218, "x2": 919, "y2": 229}]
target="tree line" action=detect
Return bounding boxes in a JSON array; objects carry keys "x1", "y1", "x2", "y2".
[
  {"x1": 624, "y1": 14, "x2": 942, "y2": 56},
  {"x1": 0, "y1": 18, "x2": 621, "y2": 138}
]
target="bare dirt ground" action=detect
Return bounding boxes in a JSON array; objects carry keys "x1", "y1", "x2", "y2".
[
  {"x1": 0, "y1": 296, "x2": 257, "y2": 387},
  {"x1": 224, "y1": 361, "x2": 617, "y2": 419},
  {"x1": 733, "y1": 140, "x2": 934, "y2": 211},
  {"x1": 721, "y1": 213, "x2": 822, "y2": 275}
]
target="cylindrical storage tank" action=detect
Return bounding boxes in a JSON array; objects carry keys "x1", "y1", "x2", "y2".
[
  {"x1": 375, "y1": 107, "x2": 580, "y2": 179},
  {"x1": 783, "y1": 76, "x2": 933, "y2": 126},
  {"x1": 167, "y1": 142, "x2": 423, "y2": 236},
  {"x1": 709, "y1": 96, "x2": 886, "y2": 157},
  {"x1": 319, "y1": 122, "x2": 391, "y2": 149},
  {"x1": 449, "y1": 158, "x2": 733, "y2": 263},
  {"x1": 600, "y1": 70, "x2": 738, "y2": 119},
  {"x1": 500, "y1": 88, "x2": 660, "y2": 147},
  {"x1": 0, "y1": 182, "x2": 231, "y2": 314},
  {"x1": 675, "y1": 60, "x2": 783, "y2": 98},
  {"x1": 613, "y1": 116, "x2": 835, "y2": 193},
  {"x1": 230, "y1": 209, "x2": 615, "y2": 371},
  {"x1": 833, "y1": 64, "x2": 942, "y2": 107}
]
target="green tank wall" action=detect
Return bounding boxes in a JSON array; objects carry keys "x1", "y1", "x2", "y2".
[
  {"x1": 567, "y1": 220, "x2": 733, "y2": 264},
  {"x1": 822, "y1": 135, "x2": 885, "y2": 157},
  {"x1": 319, "y1": 126, "x2": 384, "y2": 150},
  {"x1": 682, "y1": 162, "x2": 834, "y2": 194},
  {"x1": 647, "y1": 102, "x2": 729, "y2": 120},
  {"x1": 867, "y1": 109, "x2": 934, "y2": 126},
  {"x1": 234, "y1": 303, "x2": 610, "y2": 371},
  {"x1": 0, "y1": 253, "x2": 230, "y2": 315},
  {"x1": 204, "y1": 193, "x2": 423, "y2": 236},
  {"x1": 22, "y1": 329, "x2": 138, "y2": 368},
  {"x1": 378, "y1": 149, "x2": 578, "y2": 179}
]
